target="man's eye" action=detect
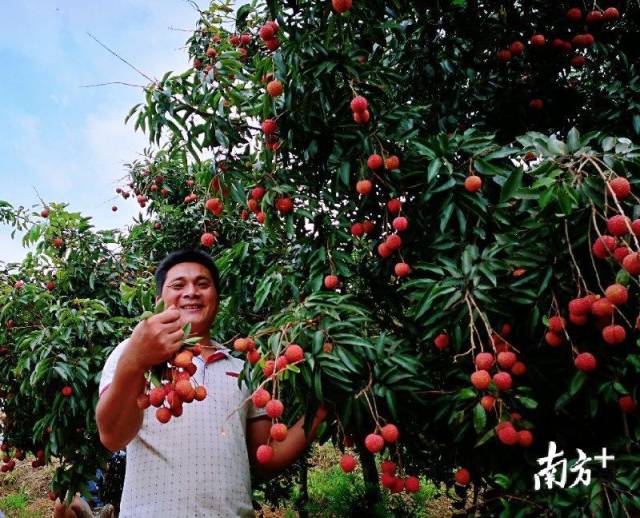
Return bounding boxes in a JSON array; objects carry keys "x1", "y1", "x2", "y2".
[{"x1": 172, "y1": 285, "x2": 184, "y2": 289}]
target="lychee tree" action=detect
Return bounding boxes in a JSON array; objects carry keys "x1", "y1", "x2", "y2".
[{"x1": 1, "y1": 0, "x2": 640, "y2": 515}]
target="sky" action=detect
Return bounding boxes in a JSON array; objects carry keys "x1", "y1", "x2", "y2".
[{"x1": 0, "y1": 0, "x2": 244, "y2": 263}]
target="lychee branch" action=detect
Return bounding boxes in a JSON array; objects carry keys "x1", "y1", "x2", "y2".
[{"x1": 563, "y1": 219, "x2": 588, "y2": 294}]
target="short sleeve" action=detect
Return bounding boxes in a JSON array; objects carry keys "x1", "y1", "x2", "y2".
[{"x1": 98, "y1": 339, "x2": 130, "y2": 397}]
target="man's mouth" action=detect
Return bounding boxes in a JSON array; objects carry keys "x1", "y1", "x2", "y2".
[{"x1": 181, "y1": 304, "x2": 204, "y2": 313}]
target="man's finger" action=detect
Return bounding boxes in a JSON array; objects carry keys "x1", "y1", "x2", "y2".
[
  {"x1": 156, "y1": 307, "x2": 181, "y2": 323},
  {"x1": 167, "y1": 328, "x2": 186, "y2": 345}
]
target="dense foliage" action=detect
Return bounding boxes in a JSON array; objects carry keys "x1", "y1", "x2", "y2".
[{"x1": 1, "y1": 0, "x2": 639, "y2": 515}]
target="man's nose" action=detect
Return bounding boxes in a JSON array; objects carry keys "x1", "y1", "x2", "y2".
[{"x1": 183, "y1": 283, "x2": 200, "y2": 297}]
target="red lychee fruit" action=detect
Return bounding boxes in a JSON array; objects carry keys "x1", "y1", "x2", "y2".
[
  {"x1": 592, "y1": 235, "x2": 616, "y2": 259},
  {"x1": 61, "y1": 386, "x2": 72, "y2": 397},
  {"x1": 381, "y1": 460, "x2": 396, "y2": 474},
  {"x1": 136, "y1": 393, "x2": 150, "y2": 410},
  {"x1": 262, "y1": 360, "x2": 275, "y2": 378},
  {"x1": 497, "y1": 49, "x2": 512, "y2": 62},
  {"x1": 234, "y1": 338, "x2": 248, "y2": 352},
  {"x1": 332, "y1": 0, "x2": 352, "y2": 14},
  {"x1": 258, "y1": 25, "x2": 274, "y2": 41},
  {"x1": 529, "y1": 98, "x2": 544, "y2": 110},
  {"x1": 545, "y1": 332, "x2": 564, "y2": 347},
  {"x1": 394, "y1": 262, "x2": 410, "y2": 277},
  {"x1": 603, "y1": 7, "x2": 620, "y2": 20},
  {"x1": 548, "y1": 315, "x2": 566, "y2": 333},
  {"x1": 256, "y1": 444, "x2": 274, "y2": 464},
  {"x1": 623, "y1": 253, "x2": 640, "y2": 275},
  {"x1": 454, "y1": 468, "x2": 470, "y2": 486},
  {"x1": 497, "y1": 351, "x2": 517, "y2": 370},
  {"x1": 200, "y1": 233, "x2": 215, "y2": 247},
  {"x1": 385, "y1": 233, "x2": 402, "y2": 250},
  {"x1": 285, "y1": 344, "x2": 304, "y2": 363},
  {"x1": 367, "y1": 154, "x2": 383, "y2": 170},
  {"x1": 356, "y1": 179, "x2": 372, "y2": 195},
  {"x1": 275, "y1": 197, "x2": 293, "y2": 214},
  {"x1": 175, "y1": 379, "x2": 194, "y2": 400},
  {"x1": 381, "y1": 473, "x2": 396, "y2": 488},
  {"x1": 618, "y1": 395, "x2": 637, "y2": 413},
  {"x1": 517, "y1": 430, "x2": 533, "y2": 447},
  {"x1": 350, "y1": 96, "x2": 368, "y2": 113},
  {"x1": 156, "y1": 407, "x2": 172, "y2": 424},
  {"x1": 266, "y1": 399, "x2": 284, "y2": 418},
  {"x1": 471, "y1": 370, "x2": 491, "y2": 390},
  {"x1": 574, "y1": 352, "x2": 597, "y2": 371},
  {"x1": 252, "y1": 388, "x2": 271, "y2": 408},
  {"x1": 530, "y1": 34, "x2": 545, "y2": 46},
  {"x1": 493, "y1": 372, "x2": 512, "y2": 391},
  {"x1": 380, "y1": 424, "x2": 399, "y2": 443},
  {"x1": 480, "y1": 395, "x2": 495, "y2": 411},
  {"x1": 392, "y1": 217, "x2": 408, "y2": 232},
  {"x1": 434, "y1": 333, "x2": 449, "y2": 350},
  {"x1": 324, "y1": 275, "x2": 339, "y2": 289},
  {"x1": 586, "y1": 10, "x2": 604, "y2": 24},
  {"x1": 475, "y1": 352, "x2": 495, "y2": 370},
  {"x1": 149, "y1": 387, "x2": 165, "y2": 407},
  {"x1": 566, "y1": 7, "x2": 582, "y2": 21},
  {"x1": 464, "y1": 175, "x2": 482, "y2": 192},
  {"x1": 261, "y1": 119, "x2": 278, "y2": 135},
  {"x1": 351, "y1": 223, "x2": 364, "y2": 236},
  {"x1": 510, "y1": 41, "x2": 524, "y2": 55},
  {"x1": 387, "y1": 198, "x2": 402, "y2": 214},
  {"x1": 362, "y1": 219, "x2": 375, "y2": 234},
  {"x1": 405, "y1": 476, "x2": 420, "y2": 493},
  {"x1": 247, "y1": 349, "x2": 261, "y2": 364},
  {"x1": 591, "y1": 298, "x2": 614, "y2": 318},
  {"x1": 607, "y1": 177, "x2": 631, "y2": 200},
  {"x1": 602, "y1": 324, "x2": 626, "y2": 345},
  {"x1": 605, "y1": 284, "x2": 628, "y2": 306},
  {"x1": 194, "y1": 386, "x2": 207, "y2": 401},
  {"x1": 256, "y1": 211, "x2": 266, "y2": 224},
  {"x1": 385, "y1": 155, "x2": 400, "y2": 171},
  {"x1": 496, "y1": 422, "x2": 518, "y2": 445},
  {"x1": 511, "y1": 361, "x2": 527, "y2": 376},
  {"x1": 568, "y1": 297, "x2": 591, "y2": 315},
  {"x1": 632, "y1": 219, "x2": 640, "y2": 236},
  {"x1": 377, "y1": 243, "x2": 392, "y2": 258},
  {"x1": 340, "y1": 454, "x2": 357, "y2": 472},
  {"x1": 391, "y1": 478, "x2": 405, "y2": 493},
  {"x1": 570, "y1": 55, "x2": 586, "y2": 67},
  {"x1": 270, "y1": 423, "x2": 288, "y2": 441},
  {"x1": 206, "y1": 47, "x2": 217, "y2": 59},
  {"x1": 353, "y1": 110, "x2": 370, "y2": 124},
  {"x1": 364, "y1": 433, "x2": 384, "y2": 453},
  {"x1": 267, "y1": 80, "x2": 283, "y2": 97},
  {"x1": 607, "y1": 215, "x2": 630, "y2": 236},
  {"x1": 41, "y1": 208, "x2": 49, "y2": 218},
  {"x1": 53, "y1": 237, "x2": 64, "y2": 248}
]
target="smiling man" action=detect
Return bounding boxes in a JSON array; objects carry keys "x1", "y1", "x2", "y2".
[{"x1": 55, "y1": 249, "x2": 326, "y2": 517}]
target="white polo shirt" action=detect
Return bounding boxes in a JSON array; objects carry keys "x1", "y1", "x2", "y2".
[{"x1": 98, "y1": 339, "x2": 265, "y2": 517}]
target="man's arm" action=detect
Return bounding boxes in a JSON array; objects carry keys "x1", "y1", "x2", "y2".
[
  {"x1": 96, "y1": 305, "x2": 184, "y2": 451},
  {"x1": 247, "y1": 405, "x2": 327, "y2": 478},
  {"x1": 95, "y1": 358, "x2": 146, "y2": 452}
]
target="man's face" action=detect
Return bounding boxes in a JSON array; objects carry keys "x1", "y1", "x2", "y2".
[{"x1": 159, "y1": 262, "x2": 218, "y2": 334}]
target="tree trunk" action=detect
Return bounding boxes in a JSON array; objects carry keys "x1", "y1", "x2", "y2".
[{"x1": 355, "y1": 439, "x2": 382, "y2": 512}]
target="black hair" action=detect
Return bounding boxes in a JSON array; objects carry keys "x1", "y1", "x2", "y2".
[{"x1": 154, "y1": 249, "x2": 220, "y2": 298}]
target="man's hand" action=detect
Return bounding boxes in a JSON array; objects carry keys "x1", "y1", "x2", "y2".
[
  {"x1": 52, "y1": 495, "x2": 93, "y2": 518},
  {"x1": 123, "y1": 304, "x2": 184, "y2": 373}
]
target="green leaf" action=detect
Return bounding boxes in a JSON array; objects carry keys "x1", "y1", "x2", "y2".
[
  {"x1": 473, "y1": 403, "x2": 486, "y2": 433},
  {"x1": 499, "y1": 167, "x2": 523, "y2": 203}
]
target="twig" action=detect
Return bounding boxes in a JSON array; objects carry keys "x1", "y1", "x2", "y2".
[{"x1": 86, "y1": 32, "x2": 155, "y2": 83}]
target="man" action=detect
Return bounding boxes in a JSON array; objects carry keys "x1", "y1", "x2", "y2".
[{"x1": 54, "y1": 249, "x2": 326, "y2": 517}]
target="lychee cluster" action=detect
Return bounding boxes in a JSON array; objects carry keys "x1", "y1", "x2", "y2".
[
  {"x1": 258, "y1": 20, "x2": 281, "y2": 52},
  {"x1": 245, "y1": 342, "x2": 306, "y2": 464},
  {"x1": 376, "y1": 198, "x2": 410, "y2": 278},
  {"x1": 350, "y1": 95, "x2": 369, "y2": 125},
  {"x1": 378, "y1": 460, "x2": 420, "y2": 494},
  {"x1": 136, "y1": 347, "x2": 207, "y2": 424}
]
